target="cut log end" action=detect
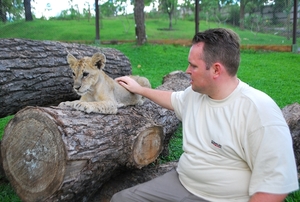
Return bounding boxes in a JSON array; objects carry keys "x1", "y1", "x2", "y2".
[
  {"x1": 133, "y1": 126, "x2": 164, "y2": 168},
  {"x1": 1, "y1": 107, "x2": 66, "y2": 202}
]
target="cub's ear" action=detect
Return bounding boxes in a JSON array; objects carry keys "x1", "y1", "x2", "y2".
[
  {"x1": 67, "y1": 53, "x2": 77, "y2": 66},
  {"x1": 91, "y1": 52, "x2": 106, "y2": 70}
]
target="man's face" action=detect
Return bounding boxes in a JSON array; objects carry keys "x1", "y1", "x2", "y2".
[{"x1": 186, "y1": 42, "x2": 214, "y2": 95}]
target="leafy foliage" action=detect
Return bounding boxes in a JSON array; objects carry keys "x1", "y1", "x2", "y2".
[{"x1": 0, "y1": 0, "x2": 24, "y2": 22}]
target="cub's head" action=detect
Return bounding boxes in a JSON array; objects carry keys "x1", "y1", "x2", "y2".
[{"x1": 67, "y1": 52, "x2": 106, "y2": 96}]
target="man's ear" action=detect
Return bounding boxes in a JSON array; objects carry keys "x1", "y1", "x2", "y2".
[{"x1": 212, "y1": 63, "x2": 222, "y2": 79}]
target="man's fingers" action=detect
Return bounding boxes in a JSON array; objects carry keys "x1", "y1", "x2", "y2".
[{"x1": 118, "y1": 80, "x2": 127, "y2": 86}]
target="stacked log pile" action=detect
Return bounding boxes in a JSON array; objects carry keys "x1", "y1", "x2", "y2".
[
  {"x1": 1, "y1": 71, "x2": 190, "y2": 202},
  {"x1": 0, "y1": 38, "x2": 191, "y2": 202}
]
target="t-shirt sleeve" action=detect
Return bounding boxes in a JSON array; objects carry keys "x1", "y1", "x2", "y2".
[
  {"x1": 171, "y1": 87, "x2": 192, "y2": 121},
  {"x1": 246, "y1": 124, "x2": 299, "y2": 195}
]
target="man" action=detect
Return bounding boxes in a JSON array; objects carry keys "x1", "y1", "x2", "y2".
[{"x1": 112, "y1": 28, "x2": 299, "y2": 202}]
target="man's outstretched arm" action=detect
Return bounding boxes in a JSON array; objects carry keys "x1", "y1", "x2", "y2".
[
  {"x1": 115, "y1": 76, "x2": 174, "y2": 110},
  {"x1": 249, "y1": 192, "x2": 287, "y2": 202}
]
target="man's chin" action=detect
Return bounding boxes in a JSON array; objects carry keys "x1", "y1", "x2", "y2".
[
  {"x1": 191, "y1": 85, "x2": 197, "y2": 92},
  {"x1": 191, "y1": 86, "x2": 201, "y2": 94}
]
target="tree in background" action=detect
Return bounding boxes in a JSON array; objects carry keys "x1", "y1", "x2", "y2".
[
  {"x1": 83, "y1": 1, "x2": 91, "y2": 22},
  {"x1": 197, "y1": 0, "x2": 236, "y2": 27},
  {"x1": 228, "y1": 3, "x2": 240, "y2": 26},
  {"x1": 0, "y1": 0, "x2": 23, "y2": 22},
  {"x1": 100, "y1": 1, "x2": 117, "y2": 17},
  {"x1": 95, "y1": 0, "x2": 100, "y2": 43},
  {"x1": 237, "y1": 0, "x2": 269, "y2": 30},
  {"x1": 134, "y1": 0, "x2": 146, "y2": 45},
  {"x1": 130, "y1": 0, "x2": 153, "y2": 45},
  {"x1": 24, "y1": 0, "x2": 33, "y2": 21},
  {"x1": 179, "y1": 0, "x2": 194, "y2": 20},
  {"x1": 0, "y1": 0, "x2": 7, "y2": 22},
  {"x1": 158, "y1": 0, "x2": 178, "y2": 30},
  {"x1": 0, "y1": 0, "x2": 35, "y2": 22}
]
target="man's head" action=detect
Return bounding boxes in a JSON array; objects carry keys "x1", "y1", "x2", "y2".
[{"x1": 192, "y1": 28, "x2": 240, "y2": 76}]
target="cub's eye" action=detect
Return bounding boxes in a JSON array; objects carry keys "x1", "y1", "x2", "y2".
[
  {"x1": 72, "y1": 72, "x2": 75, "y2": 76},
  {"x1": 82, "y1": 72, "x2": 89, "y2": 77}
]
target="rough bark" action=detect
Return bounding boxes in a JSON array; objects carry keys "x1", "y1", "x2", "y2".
[
  {"x1": 95, "y1": 0, "x2": 100, "y2": 42},
  {"x1": 134, "y1": 0, "x2": 147, "y2": 45},
  {"x1": 239, "y1": 0, "x2": 246, "y2": 30},
  {"x1": 0, "y1": 38, "x2": 131, "y2": 118},
  {"x1": 282, "y1": 102, "x2": 300, "y2": 170},
  {"x1": 24, "y1": 0, "x2": 33, "y2": 21},
  {"x1": 1, "y1": 71, "x2": 191, "y2": 202},
  {"x1": 0, "y1": 0, "x2": 7, "y2": 23}
]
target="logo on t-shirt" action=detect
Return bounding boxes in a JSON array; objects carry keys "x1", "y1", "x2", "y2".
[{"x1": 211, "y1": 140, "x2": 222, "y2": 149}]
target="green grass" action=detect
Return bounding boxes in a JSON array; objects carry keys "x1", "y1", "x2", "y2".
[
  {"x1": 286, "y1": 189, "x2": 300, "y2": 202},
  {"x1": 0, "y1": 116, "x2": 13, "y2": 139},
  {"x1": 0, "y1": 182, "x2": 21, "y2": 202},
  {"x1": 238, "y1": 50, "x2": 300, "y2": 108},
  {"x1": 0, "y1": 17, "x2": 299, "y2": 46},
  {"x1": 0, "y1": 17, "x2": 299, "y2": 201}
]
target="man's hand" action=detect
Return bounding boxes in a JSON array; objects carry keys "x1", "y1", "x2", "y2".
[
  {"x1": 115, "y1": 76, "x2": 143, "y2": 94},
  {"x1": 116, "y1": 76, "x2": 174, "y2": 110}
]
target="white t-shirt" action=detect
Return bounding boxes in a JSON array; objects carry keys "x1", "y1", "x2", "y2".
[{"x1": 171, "y1": 80, "x2": 298, "y2": 202}]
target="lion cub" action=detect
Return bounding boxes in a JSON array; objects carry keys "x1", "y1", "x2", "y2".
[{"x1": 59, "y1": 52, "x2": 151, "y2": 114}]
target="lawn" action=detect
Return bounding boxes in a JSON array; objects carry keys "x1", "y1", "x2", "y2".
[
  {"x1": 0, "y1": 17, "x2": 299, "y2": 201},
  {"x1": 0, "y1": 16, "x2": 299, "y2": 46}
]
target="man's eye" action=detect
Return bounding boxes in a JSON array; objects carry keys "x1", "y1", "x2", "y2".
[{"x1": 83, "y1": 72, "x2": 89, "y2": 77}]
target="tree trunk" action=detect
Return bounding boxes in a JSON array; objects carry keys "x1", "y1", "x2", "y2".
[
  {"x1": 2, "y1": 106, "x2": 164, "y2": 202},
  {"x1": 0, "y1": 38, "x2": 132, "y2": 118},
  {"x1": 239, "y1": 0, "x2": 245, "y2": 30},
  {"x1": 0, "y1": 0, "x2": 7, "y2": 23},
  {"x1": 282, "y1": 102, "x2": 300, "y2": 170},
  {"x1": 134, "y1": 0, "x2": 147, "y2": 45},
  {"x1": 168, "y1": 12, "x2": 173, "y2": 30},
  {"x1": 1, "y1": 71, "x2": 191, "y2": 202},
  {"x1": 95, "y1": 0, "x2": 100, "y2": 43},
  {"x1": 24, "y1": 0, "x2": 33, "y2": 21}
]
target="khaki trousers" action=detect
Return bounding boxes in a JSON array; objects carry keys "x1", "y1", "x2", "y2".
[{"x1": 110, "y1": 169, "x2": 209, "y2": 202}]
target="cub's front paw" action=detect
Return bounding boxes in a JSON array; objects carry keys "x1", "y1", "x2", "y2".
[
  {"x1": 72, "y1": 102, "x2": 95, "y2": 113},
  {"x1": 58, "y1": 101, "x2": 80, "y2": 109}
]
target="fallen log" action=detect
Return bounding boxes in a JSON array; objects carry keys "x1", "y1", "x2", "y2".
[
  {"x1": 0, "y1": 38, "x2": 132, "y2": 118},
  {"x1": 282, "y1": 102, "x2": 300, "y2": 170},
  {"x1": 1, "y1": 71, "x2": 191, "y2": 202},
  {"x1": 2, "y1": 106, "x2": 164, "y2": 202}
]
